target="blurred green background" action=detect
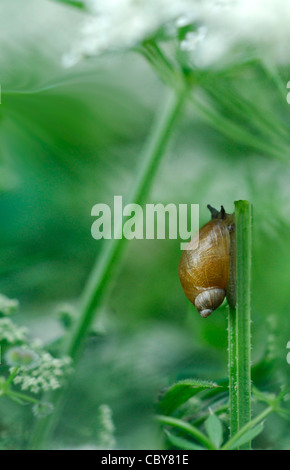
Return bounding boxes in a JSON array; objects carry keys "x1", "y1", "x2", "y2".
[{"x1": 0, "y1": 0, "x2": 289, "y2": 449}]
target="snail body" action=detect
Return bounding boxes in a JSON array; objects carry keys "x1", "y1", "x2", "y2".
[{"x1": 178, "y1": 205, "x2": 235, "y2": 318}]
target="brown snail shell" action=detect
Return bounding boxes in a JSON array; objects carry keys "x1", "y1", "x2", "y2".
[{"x1": 178, "y1": 205, "x2": 235, "y2": 318}]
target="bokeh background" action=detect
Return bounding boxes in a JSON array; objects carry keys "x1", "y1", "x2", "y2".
[{"x1": 0, "y1": 0, "x2": 289, "y2": 449}]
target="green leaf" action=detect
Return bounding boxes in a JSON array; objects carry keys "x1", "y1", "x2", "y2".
[
  {"x1": 52, "y1": 0, "x2": 87, "y2": 10},
  {"x1": 165, "y1": 431, "x2": 205, "y2": 451},
  {"x1": 228, "y1": 424, "x2": 264, "y2": 450},
  {"x1": 156, "y1": 415, "x2": 216, "y2": 450},
  {"x1": 205, "y1": 412, "x2": 223, "y2": 449},
  {"x1": 158, "y1": 379, "x2": 219, "y2": 415}
]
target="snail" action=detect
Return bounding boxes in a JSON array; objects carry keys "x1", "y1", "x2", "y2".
[{"x1": 178, "y1": 205, "x2": 236, "y2": 318}]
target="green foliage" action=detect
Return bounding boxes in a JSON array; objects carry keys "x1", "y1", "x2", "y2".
[
  {"x1": 205, "y1": 412, "x2": 223, "y2": 449},
  {"x1": 227, "y1": 424, "x2": 264, "y2": 450},
  {"x1": 165, "y1": 431, "x2": 204, "y2": 450},
  {"x1": 157, "y1": 378, "x2": 289, "y2": 450},
  {"x1": 158, "y1": 379, "x2": 219, "y2": 415}
]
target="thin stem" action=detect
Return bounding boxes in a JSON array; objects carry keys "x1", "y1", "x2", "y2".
[
  {"x1": 156, "y1": 415, "x2": 216, "y2": 450},
  {"x1": 228, "y1": 200, "x2": 253, "y2": 449},
  {"x1": 205, "y1": 83, "x2": 288, "y2": 142},
  {"x1": 64, "y1": 86, "x2": 187, "y2": 360},
  {"x1": 228, "y1": 305, "x2": 238, "y2": 438},
  {"x1": 29, "y1": 86, "x2": 187, "y2": 449},
  {"x1": 260, "y1": 55, "x2": 290, "y2": 107},
  {"x1": 235, "y1": 200, "x2": 252, "y2": 447},
  {"x1": 141, "y1": 40, "x2": 183, "y2": 89},
  {"x1": 191, "y1": 94, "x2": 287, "y2": 162},
  {"x1": 8, "y1": 390, "x2": 42, "y2": 405},
  {"x1": 222, "y1": 406, "x2": 272, "y2": 451},
  {"x1": 5, "y1": 367, "x2": 20, "y2": 387}
]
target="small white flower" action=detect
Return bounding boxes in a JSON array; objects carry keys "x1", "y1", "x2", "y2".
[
  {"x1": 63, "y1": 0, "x2": 290, "y2": 68},
  {"x1": 0, "y1": 318, "x2": 27, "y2": 344},
  {"x1": 12, "y1": 351, "x2": 72, "y2": 394},
  {"x1": 176, "y1": 15, "x2": 194, "y2": 28},
  {"x1": 64, "y1": 0, "x2": 198, "y2": 66},
  {"x1": 5, "y1": 347, "x2": 39, "y2": 369},
  {"x1": 0, "y1": 294, "x2": 19, "y2": 316},
  {"x1": 180, "y1": 26, "x2": 207, "y2": 52},
  {"x1": 191, "y1": 0, "x2": 290, "y2": 67}
]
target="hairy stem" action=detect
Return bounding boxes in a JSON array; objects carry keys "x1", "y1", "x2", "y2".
[
  {"x1": 29, "y1": 86, "x2": 187, "y2": 449},
  {"x1": 222, "y1": 406, "x2": 272, "y2": 451},
  {"x1": 228, "y1": 305, "x2": 238, "y2": 437},
  {"x1": 228, "y1": 200, "x2": 253, "y2": 449}
]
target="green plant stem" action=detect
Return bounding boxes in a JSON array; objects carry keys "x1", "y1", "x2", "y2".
[
  {"x1": 8, "y1": 390, "x2": 42, "y2": 405},
  {"x1": 228, "y1": 305, "x2": 238, "y2": 438},
  {"x1": 222, "y1": 406, "x2": 272, "y2": 451},
  {"x1": 228, "y1": 200, "x2": 253, "y2": 449},
  {"x1": 64, "y1": 86, "x2": 187, "y2": 360},
  {"x1": 191, "y1": 95, "x2": 287, "y2": 162},
  {"x1": 140, "y1": 40, "x2": 183, "y2": 89},
  {"x1": 5, "y1": 367, "x2": 20, "y2": 387},
  {"x1": 156, "y1": 415, "x2": 216, "y2": 450},
  {"x1": 28, "y1": 85, "x2": 187, "y2": 450}
]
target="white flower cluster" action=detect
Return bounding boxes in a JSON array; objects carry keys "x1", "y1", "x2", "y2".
[
  {"x1": 63, "y1": 0, "x2": 199, "y2": 66},
  {"x1": 0, "y1": 294, "x2": 19, "y2": 316},
  {"x1": 63, "y1": 0, "x2": 290, "y2": 67},
  {"x1": 0, "y1": 318, "x2": 27, "y2": 344},
  {"x1": 188, "y1": 0, "x2": 290, "y2": 67},
  {"x1": 12, "y1": 351, "x2": 72, "y2": 394}
]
